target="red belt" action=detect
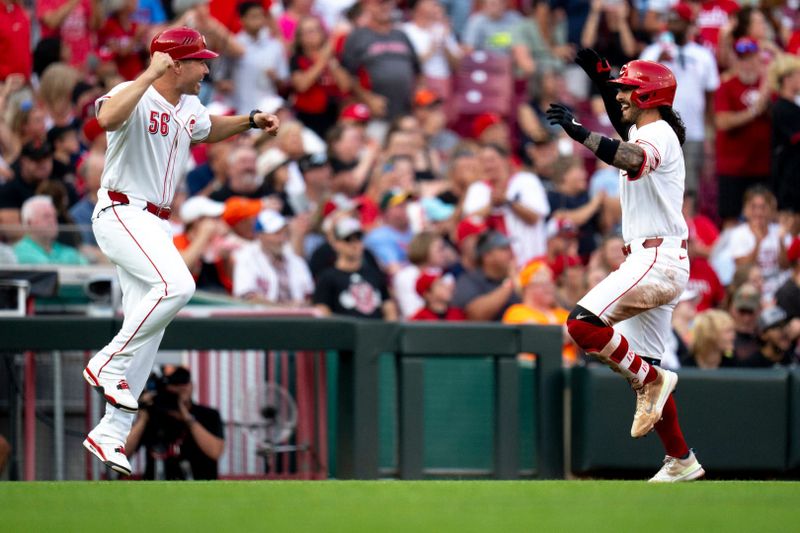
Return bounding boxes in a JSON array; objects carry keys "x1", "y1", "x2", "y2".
[
  {"x1": 622, "y1": 238, "x2": 688, "y2": 257},
  {"x1": 108, "y1": 191, "x2": 172, "y2": 220}
]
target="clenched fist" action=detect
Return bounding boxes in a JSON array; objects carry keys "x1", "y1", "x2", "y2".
[
  {"x1": 253, "y1": 112, "x2": 280, "y2": 136},
  {"x1": 146, "y1": 51, "x2": 175, "y2": 80}
]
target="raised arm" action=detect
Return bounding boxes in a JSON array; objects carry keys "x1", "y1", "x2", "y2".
[
  {"x1": 96, "y1": 52, "x2": 174, "y2": 131},
  {"x1": 574, "y1": 48, "x2": 628, "y2": 140}
]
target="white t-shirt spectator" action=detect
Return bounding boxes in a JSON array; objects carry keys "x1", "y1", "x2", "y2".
[
  {"x1": 393, "y1": 264, "x2": 423, "y2": 319},
  {"x1": 728, "y1": 223, "x2": 791, "y2": 303},
  {"x1": 640, "y1": 41, "x2": 719, "y2": 142},
  {"x1": 233, "y1": 242, "x2": 314, "y2": 304},
  {"x1": 232, "y1": 28, "x2": 289, "y2": 115},
  {"x1": 463, "y1": 171, "x2": 550, "y2": 265},
  {"x1": 402, "y1": 22, "x2": 461, "y2": 79}
]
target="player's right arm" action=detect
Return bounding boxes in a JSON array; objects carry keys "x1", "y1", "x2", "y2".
[
  {"x1": 546, "y1": 103, "x2": 645, "y2": 176},
  {"x1": 96, "y1": 52, "x2": 174, "y2": 131}
]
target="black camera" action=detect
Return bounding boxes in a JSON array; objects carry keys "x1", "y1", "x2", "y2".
[{"x1": 144, "y1": 373, "x2": 180, "y2": 414}]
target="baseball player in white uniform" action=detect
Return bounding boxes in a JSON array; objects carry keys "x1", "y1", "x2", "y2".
[
  {"x1": 82, "y1": 27, "x2": 279, "y2": 476},
  {"x1": 547, "y1": 49, "x2": 704, "y2": 482}
]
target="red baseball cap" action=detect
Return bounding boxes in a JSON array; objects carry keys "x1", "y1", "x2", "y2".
[
  {"x1": 788, "y1": 237, "x2": 800, "y2": 264},
  {"x1": 456, "y1": 216, "x2": 488, "y2": 245},
  {"x1": 671, "y1": 2, "x2": 695, "y2": 23},
  {"x1": 415, "y1": 268, "x2": 443, "y2": 297},
  {"x1": 471, "y1": 113, "x2": 503, "y2": 139},
  {"x1": 340, "y1": 103, "x2": 371, "y2": 123}
]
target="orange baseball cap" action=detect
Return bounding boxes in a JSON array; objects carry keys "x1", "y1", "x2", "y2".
[
  {"x1": 414, "y1": 88, "x2": 442, "y2": 108},
  {"x1": 222, "y1": 197, "x2": 262, "y2": 226},
  {"x1": 519, "y1": 260, "x2": 553, "y2": 287}
]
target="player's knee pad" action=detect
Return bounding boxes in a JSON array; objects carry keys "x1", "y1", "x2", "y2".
[{"x1": 567, "y1": 306, "x2": 613, "y2": 354}]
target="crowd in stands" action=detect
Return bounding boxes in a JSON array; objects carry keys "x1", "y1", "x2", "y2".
[{"x1": 0, "y1": 0, "x2": 799, "y2": 370}]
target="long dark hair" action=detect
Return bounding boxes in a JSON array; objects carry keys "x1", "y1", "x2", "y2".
[{"x1": 658, "y1": 106, "x2": 686, "y2": 146}]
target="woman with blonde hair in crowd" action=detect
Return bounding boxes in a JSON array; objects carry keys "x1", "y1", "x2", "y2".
[
  {"x1": 38, "y1": 63, "x2": 82, "y2": 127},
  {"x1": 684, "y1": 309, "x2": 737, "y2": 369},
  {"x1": 393, "y1": 230, "x2": 452, "y2": 318}
]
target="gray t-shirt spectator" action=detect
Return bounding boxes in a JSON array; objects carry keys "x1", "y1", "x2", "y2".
[
  {"x1": 452, "y1": 269, "x2": 520, "y2": 321},
  {"x1": 0, "y1": 243, "x2": 17, "y2": 264},
  {"x1": 462, "y1": 11, "x2": 522, "y2": 54},
  {"x1": 342, "y1": 27, "x2": 420, "y2": 120}
]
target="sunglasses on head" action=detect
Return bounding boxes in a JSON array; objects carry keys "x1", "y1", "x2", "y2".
[{"x1": 734, "y1": 40, "x2": 758, "y2": 56}]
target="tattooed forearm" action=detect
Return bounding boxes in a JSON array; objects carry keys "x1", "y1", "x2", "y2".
[
  {"x1": 583, "y1": 132, "x2": 601, "y2": 152},
  {"x1": 613, "y1": 142, "x2": 645, "y2": 174},
  {"x1": 582, "y1": 133, "x2": 644, "y2": 174}
]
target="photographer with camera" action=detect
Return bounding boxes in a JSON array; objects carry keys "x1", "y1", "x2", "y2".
[{"x1": 125, "y1": 367, "x2": 224, "y2": 480}]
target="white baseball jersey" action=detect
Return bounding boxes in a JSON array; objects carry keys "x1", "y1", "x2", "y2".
[
  {"x1": 462, "y1": 171, "x2": 551, "y2": 265},
  {"x1": 232, "y1": 242, "x2": 314, "y2": 304},
  {"x1": 620, "y1": 120, "x2": 689, "y2": 243},
  {"x1": 96, "y1": 82, "x2": 212, "y2": 207}
]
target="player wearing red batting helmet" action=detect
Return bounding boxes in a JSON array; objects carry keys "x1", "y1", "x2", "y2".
[
  {"x1": 82, "y1": 26, "x2": 280, "y2": 477},
  {"x1": 546, "y1": 50, "x2": 703, "y2": 483}
]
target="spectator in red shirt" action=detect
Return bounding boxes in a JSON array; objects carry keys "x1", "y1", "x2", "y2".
[
  {"x1": 98, "y1": 0, "x2": 147, "y2": 81},
  {"x1": 0, "y1": 0, "x2": 32, "y2": 81},
  {"x1": 410, "y1": 268, "x2": 466, "y2": 321},
  {"x1": 37, "y1": 0, "x2": 103, "y2": 71},
  {"x1": 289, "y1": 15, "x2": 352, "y2": 138},
  {"x1": 714, "y1": 37, "x2": 772, "y2": 227},
  {"x1": 695, "y1": 0, "x2": 739, "y2": 57},
  {"x1": 210, "y1": 0, "x2": 272, "y2": 35}
]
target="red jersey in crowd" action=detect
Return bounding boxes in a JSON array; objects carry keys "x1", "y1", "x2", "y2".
[
  {"x1": 410, "y1": 307, "x2": 467, "y2": 321},
  {"x1": 714, "y1": 75, "x2": 772, "y2": 177},
  {"x1": 696, "y1": 0, "x2": 739, "y2": 52},
  {"x1": 688, "y1": 257, "x2": 725, "y2": 312},
  {"x1": 290, "y1": 54, "x2": 345, "y2": 115},
  {"x1": 210, "y1": 0, "x2": 272, "y2": 34},
  {"x1": 0, "y1": 1, "x2": 31, "y2": 81},
  {"x1": 98, "y1": 15, "x2": 145, "y2": 80},
  {"x1": 37, "y1": 0, "x2": 96, "y2": 69}
]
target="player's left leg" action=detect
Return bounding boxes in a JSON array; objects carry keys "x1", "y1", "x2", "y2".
[
  {"x1": 85, "y1": 267, "x2": 164, "y2": 476},
  {"x1": 618, "y1": 310, "x2": 704, "y2": 482}
]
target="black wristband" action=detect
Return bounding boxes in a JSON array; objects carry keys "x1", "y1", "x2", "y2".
[
  {"x1": 596, "y1": 136, "x2": 621, "y2": 165},
  {"x1": 249, "y1": 109, "x2": 261, "y2": 129}
]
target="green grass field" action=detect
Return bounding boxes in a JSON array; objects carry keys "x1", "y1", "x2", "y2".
[{"x1": 2, "y1": 480, "x2": 799, "y2": 532}]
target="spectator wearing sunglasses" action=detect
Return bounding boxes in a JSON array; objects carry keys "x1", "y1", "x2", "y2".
[
  {"x1": 313, "y1": 216, "x2": 398, "y2": 320},
  {"x1": 728, "y1": 283, "x2": 762, "y2": 365}
]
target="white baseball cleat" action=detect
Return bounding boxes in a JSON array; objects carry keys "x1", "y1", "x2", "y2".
[
  {"x1": 631, "y1": 367, "x2": 678, "y2": 438},
  {"x1": 83, "y1": 433, "x2": 132, "y2": 477},
  {"x1": 649, "y1": 450, "x2": 705, "y2": 482},
  {"x1": 83, "y1": 357, "x2": 138, "y2": 413}
]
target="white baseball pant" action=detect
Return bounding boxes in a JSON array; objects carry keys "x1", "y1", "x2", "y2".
[
  {"x1": 577, "y1": 237, "x2": 690, "y2": 360},
  {"x1": 90, "y1": 201, "x2": 195, "y2": 442}
]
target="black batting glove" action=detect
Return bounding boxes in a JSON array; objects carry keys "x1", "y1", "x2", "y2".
[
  {"x1": 575, "y1": 48, "x2": 612, "y2": 84},
  {"x1": 546, "y1": 103, "x2": 590, "y2": 143}
]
